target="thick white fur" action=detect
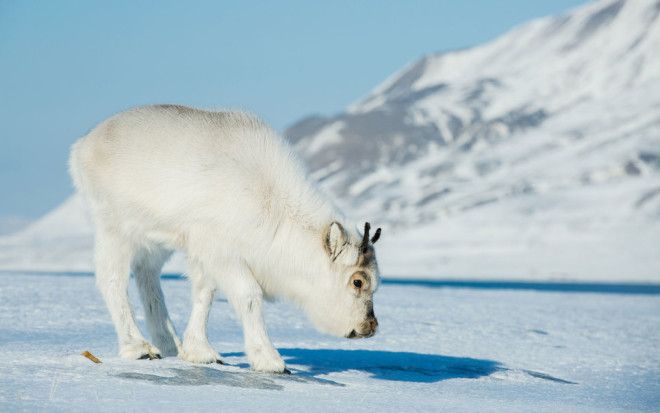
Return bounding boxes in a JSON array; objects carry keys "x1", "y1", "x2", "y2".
[{"x1": 69, "y1": 105, "x2": 380, "y2": 372}]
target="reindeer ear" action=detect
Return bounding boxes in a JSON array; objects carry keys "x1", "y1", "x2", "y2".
[{"x1": 325, "y1": 221, "x2": 346, "y2": 259}]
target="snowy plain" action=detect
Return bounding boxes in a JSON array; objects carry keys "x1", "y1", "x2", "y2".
[{"x1": 1, "y1": 273, "x2": 658, "y2": 412}]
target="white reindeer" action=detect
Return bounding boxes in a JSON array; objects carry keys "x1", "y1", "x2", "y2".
[{"x1": 69, "y1": 104, "x2": 381, "y2": 373}]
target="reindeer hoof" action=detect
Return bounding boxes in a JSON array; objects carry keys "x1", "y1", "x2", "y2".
[
  {"x1": 121, "y1": 341, "x2": 162, "y2": 360},
  {"x1": 138, "y1": 353, "x2": 161, "y2": 360}
]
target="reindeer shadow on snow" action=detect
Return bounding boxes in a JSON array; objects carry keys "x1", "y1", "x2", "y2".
[
  {"x1": 115, "y1": 349, "x2": 575, "y2": 388},
  {"x1": 226, "y1": 348, "x2": 503, "y2": 384},
  {"x1": 117, "y1": 349, "x2": 501, "y2": 389},
  {"x1": 285, "y1": 349, "x2": 502, "y2": 382}
]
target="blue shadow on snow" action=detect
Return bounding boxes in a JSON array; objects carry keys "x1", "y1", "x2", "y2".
[{"x1": 225, "y1": 348, "x2": 503, "y2": 383}]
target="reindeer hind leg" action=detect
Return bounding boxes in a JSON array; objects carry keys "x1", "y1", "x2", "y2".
[
  {"x1": 133, "y1": 245, "x2": 181, "y2": 357},
  {"x1": 94, "y1": 227, "x2": 161, "y2": 359}
]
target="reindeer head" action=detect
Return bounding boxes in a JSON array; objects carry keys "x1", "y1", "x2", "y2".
[{"x1": 306, "y1": 221, "x2": 382, "y2": 339}]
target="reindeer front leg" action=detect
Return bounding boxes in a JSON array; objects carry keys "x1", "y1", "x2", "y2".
[{"x1": 221, "y1": 262, "x2": 288, "y2": 374}]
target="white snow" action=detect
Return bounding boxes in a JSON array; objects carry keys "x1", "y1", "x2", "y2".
[
  {"x1": 303, "y1": 121, "x2": 345, "y2": 154},
  {"x1": 0, "y1": 273, "x2": 658, "y2": 412}
]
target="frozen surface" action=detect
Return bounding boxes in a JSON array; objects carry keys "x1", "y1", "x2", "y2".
[{"x1": 1, "y1": 273, "x2": 659, "y2": 412}]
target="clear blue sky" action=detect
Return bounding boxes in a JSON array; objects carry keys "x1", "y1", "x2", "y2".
[{"x1": 0, "y1": 0, "x2": 588, "y2": 223}]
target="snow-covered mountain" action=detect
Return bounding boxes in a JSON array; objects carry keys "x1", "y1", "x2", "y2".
[
  {"x1": 2, "y1": 0, "x2": 659, "y2": 280},
  {"x1": 288, "y1": 0, "x2": 660, "y2": 280}
]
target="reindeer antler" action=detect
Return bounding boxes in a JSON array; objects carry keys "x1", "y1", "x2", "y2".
[
  {"x1": 371, "y1": 227, "x2": 381, "y2": 244},
  {"x1": 361, "y1": 222, "x2": 371, "y2": 252},
  {"x1": 361, "y1": 222, "x2": 382, "y2": 252}
]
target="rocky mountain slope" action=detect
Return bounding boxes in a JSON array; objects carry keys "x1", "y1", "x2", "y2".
[{"x1": 286, "y1": 0, "x2": 660, "y2": 279}]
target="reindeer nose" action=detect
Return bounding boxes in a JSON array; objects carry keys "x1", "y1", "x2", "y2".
[
  {"x1": 348, "y1": 316, "x2": 379, "y2": 339},
  {"x1": 367, "y1": 316, "x2": 378, "y2": 333}
]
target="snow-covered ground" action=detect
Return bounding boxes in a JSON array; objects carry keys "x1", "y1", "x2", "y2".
[{"x1": 1, "y1": 273, "x2": 658, "y2": 412}]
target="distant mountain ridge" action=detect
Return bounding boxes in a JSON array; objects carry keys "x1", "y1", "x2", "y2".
[
  {"x1": 287, "y1": 0, "x2": 660, "y2": 225},
  {"x1": 2, "y1": 0, "x2": 659, "y2": 280}
]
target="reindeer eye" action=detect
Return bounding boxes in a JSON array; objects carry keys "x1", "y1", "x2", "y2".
[{"x1": 350, "y1": 272, "x2": 369, "y2": 291}]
